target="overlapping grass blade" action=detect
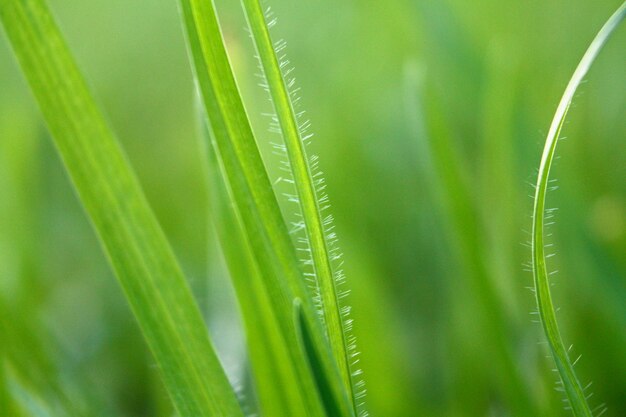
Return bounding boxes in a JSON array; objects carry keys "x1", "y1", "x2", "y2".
[
  {"x1": 200, "y1": 113, "x2": 313, "y2": 416},
  {"x1": 180, "y1": 1, "x2": 353, "y2": 416},
  {"x1": 531, "y1": 3, "x2": 625, "y2": 416},
  {"x1": 180, "y1": 0, "x2": 310, "y2": 325},
  {"x1": 240, "y1": 0, "x2": 358, "y2": 407},
  {"x1": 0, "y1": 1, "x2": 242, "y2": 416},
  {"x1": 294, "y1": 299, "x2": 349, "y2": 417}
]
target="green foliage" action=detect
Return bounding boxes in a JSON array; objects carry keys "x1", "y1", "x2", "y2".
[
  {"x1": 183, "y1": 0, "x2": 354, "y2": 414},
  {"x1": 531, "y1": 3, "x2": 625, "y2": 416},
  {"x1": 0, "y1": 1, "x2": 241, "y2": 416},
  {"x1": 240, "y1": 0, "x2": 359, "y2": 407},
  {"x1": 0, "y1": 0, "x2": 624, "y2": 416},
  {"x1": 411, "y1": 77, "x2": 538, "y2": 416}
]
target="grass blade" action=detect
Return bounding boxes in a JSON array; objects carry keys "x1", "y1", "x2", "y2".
[
  {"x1": 0, "y1": 300, "x2": 94, "y2": 417},
  {"x1": 294, "y1": 299, "x2": 349, "y2": 417},
  {"x1": 180, "y1": 1, "x2": 353, "y2": 415},
  {"x1": 0, "y1": 341, "x2": 15, "y2": 417},
  {"x1": 406, "y1": 68, "x2": 538, "y2": 415},
  {"x1": 0, "y1": 1, "x2": 242, "y2": 416},
  {"x1": 200, "y1": 111, "x2": 314, "y2": 416},
  {"x1": 531, "y1": 3, "x2": 626, "y2": 416},
  {"x1": 240, "y1": 1, "x2": 359, "y2": 408},
  {"x1": 180, "y1": 0, "x2": 310, "y2": 326}
]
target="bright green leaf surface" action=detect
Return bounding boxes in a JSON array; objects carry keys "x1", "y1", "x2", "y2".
[
  {"x1": 531, "y1": 3, "x2": 626, "y2": 416},
  {"x1": 0, "y1": 1, "x2": 241, "y2": 416},
  {"x1": 201, "y1": 112, "x2": 315, "y2": 416},
  {"x1": 240, "y1": 1, "x2": 357, "y2": 407},
  {"x1": 179, "y1": 0, "x2": 353, "y2": 415}
]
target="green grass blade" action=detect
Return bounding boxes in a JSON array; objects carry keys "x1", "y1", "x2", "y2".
[
  {"x1": 8, "y1": 385, "x2": 48, "y2": 417},
  {"x1": 200, "y1": 111, "x2": 316, "y2": 416},
  {"x1": 0, "y1": 2, "x2": 242, "y2": 416},
  {"x1": 180, "y1": 2, "x2": 353, "y2": 415},
  {"x1": 294, "y1": 299, "x2": 349, "y2": 417},
  {"x1": 0, "y1": 300, "x2": 93, "y2": 417},
  {"x1": 405, "y1": 66, "x2": 537, "y2": 416},
  {"x1": 0, "y1": 342, "x2": 14, "y2": 417},
  {"x1": 531, "y1": 3, "x2": 626, "y2": 416},
  {"x1": 180, "y1": 0, "x2": 310, "y2": 323},
  {"x1": 240, "y1": 0, "x2": 358, "y2": 405}
]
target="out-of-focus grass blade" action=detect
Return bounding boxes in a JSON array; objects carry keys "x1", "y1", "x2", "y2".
[
  {"x1": 0, "y1": 300, "x2": 90, "y2": 417},
  {"x1": 8, "y1": 385, "x2": 47, "y2": 417},
  {"x1": 180, "y1": 1, "x2": 353, "y2": 416},
  {"x1": 1, "y1": 319, "x2": 69, "y2": 417},
  {"x1": 531, "y1": 4, "x2": 625, "y2": 416},
  {"x1": 0, "y1": 118, "x2": 107, "y2": 417},
  {"x1": 479, "y1": 42, "x2": 521, "y2": 315},
  {"x1": 0, "y1": 1, "x2": 241, "y2": 416},
  {"x1": 240, "y1": 0, "x2": 356, "y2": 405},
  {"x1": 0, "y1": 343, "x2": 15, "y2": 417},
  {"x1": 405, "y1": 64, "x2": 537, "y2": 416}
]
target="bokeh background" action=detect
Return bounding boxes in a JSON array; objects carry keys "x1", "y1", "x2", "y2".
[{"x1": 1, "y1": 0, "x2": 624, "y2": 416}]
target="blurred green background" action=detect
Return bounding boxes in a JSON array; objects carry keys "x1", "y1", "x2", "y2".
[{"x1": 1, "y1": 0, "x2": 624, "y2": 416}]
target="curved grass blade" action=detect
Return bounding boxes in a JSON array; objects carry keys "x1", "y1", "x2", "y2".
[
  {"x1": 531, "y1": 3, "x2": 626, "y2": 416},
  {"x1": 180, "y1": 1, "x2": 353, "y2": 416},
  {"x1": 240, "y1": 1, "x2": 359, "y2": 408},
  {"x1": 0, "y1": 2, "x2": 242, "y2": 416}
]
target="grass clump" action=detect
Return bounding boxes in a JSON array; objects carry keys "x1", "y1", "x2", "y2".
[{"x1": 0, "y1": 0, "x2": 624, "y2": 416}]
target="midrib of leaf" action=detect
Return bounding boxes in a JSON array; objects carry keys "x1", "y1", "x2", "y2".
[
  {"x1": 180, "y1": 1, "x2": 354, "y2": 416},
  {"x1": 240, "y1": 0, "x2": 355, "y2": 402},
  {"x1": 531, "y1": 3, "x2": 625, "y2": 416},
  {"x1": 0, "y1": 1, "x2": 242, "y2": 416}
]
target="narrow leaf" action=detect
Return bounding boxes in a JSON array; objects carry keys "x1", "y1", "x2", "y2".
[
  {"x1": 0, "y1": 1, "x2": 241, "y2": 416},
  {"x1": 179, "y1": 1, "x2": 353, "y2": 415},
  {"x1": 294, "y1": 299, "x2": 347, "y2": 417},
  {"x1": 240, "y1": 1, "x2": 359, "y2": 408},
  {"x1": 531, "y1": 3, "x2": 626, "y2": 416},
  {"x1": 200, "y1": 111, "x2": 314, "y2": 416}
]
